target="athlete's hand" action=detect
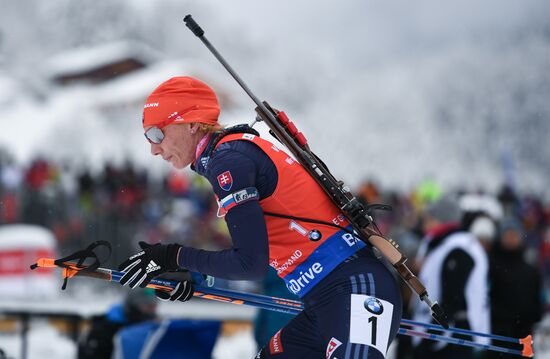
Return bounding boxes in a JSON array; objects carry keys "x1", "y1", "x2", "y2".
[
  {"x1": 118, "y1": 241, "x2": 181, "y2": 289},
  {"x1": 155, "y1": 270, "x2": 195, "y2": 302}
]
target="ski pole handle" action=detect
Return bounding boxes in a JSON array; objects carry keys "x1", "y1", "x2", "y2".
[
  {"x1": 32, "y1": 258, "x2": 177, "y2": 292},
  {"x1": 184, "y1": 15, "x2": 204, "y2": 37}
]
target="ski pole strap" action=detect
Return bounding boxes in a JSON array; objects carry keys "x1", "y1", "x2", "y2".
[{"x1": 30, "y1": 240, "x2": 111, "y2": 290}]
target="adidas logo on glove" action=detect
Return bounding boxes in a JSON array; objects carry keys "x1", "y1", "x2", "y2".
[{"x1": 146, "y1": 260, "x2": 161, "y2": 273}]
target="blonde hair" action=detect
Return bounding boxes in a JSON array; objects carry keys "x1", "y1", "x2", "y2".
[{"x1": 198, "y1": 123, "x2": 225, "y2": 133}]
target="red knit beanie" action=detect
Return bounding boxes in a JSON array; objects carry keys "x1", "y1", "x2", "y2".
[{"x1": 142, "y1": 76, "x2": 220, "y2": 128}]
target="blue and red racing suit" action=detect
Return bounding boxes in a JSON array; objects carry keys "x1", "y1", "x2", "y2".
[{"x1": 179, "y1": 126, "x2": 402, "y2": 358}]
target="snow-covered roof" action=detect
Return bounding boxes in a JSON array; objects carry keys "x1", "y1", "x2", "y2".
[
  {"x1": 44, "y1": 40, "x2": 163, "y2": 80},
  {"x1": 0, "y1": 53, "x2": 243, "y2": 172},
  {"x1": 90, "y1": 60, "x2": 192, "y2": 109}
]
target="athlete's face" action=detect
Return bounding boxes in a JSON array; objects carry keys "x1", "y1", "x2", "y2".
[{"x1": 148, "y1": 123, "x2": 199, "y2": 169}]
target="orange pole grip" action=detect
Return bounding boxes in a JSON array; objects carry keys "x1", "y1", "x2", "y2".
[
  {"x1": 520, "y1": 335, "x2": 533, "y2": 358},
  {"x1": 34, "y1": 258, "x2": 57, "y2": 268}
]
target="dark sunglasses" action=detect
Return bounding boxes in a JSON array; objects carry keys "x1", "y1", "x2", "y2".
[{"x1": 144, "y1": 118, "x2": 176, "y2": 144}]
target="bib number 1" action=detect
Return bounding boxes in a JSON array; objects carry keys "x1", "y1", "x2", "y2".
[
  {"x1": 350, "y1": 294, "x2": 394, "y2": 357},
  {"x1": 289, "y1": 220, "x2": 308, "y2": 236}
]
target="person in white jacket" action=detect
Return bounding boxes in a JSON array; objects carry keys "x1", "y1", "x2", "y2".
[{"x1": 411, "y1": 195, "x2": 490, "y2": 359}]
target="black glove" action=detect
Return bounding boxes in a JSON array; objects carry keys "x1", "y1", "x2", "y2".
[
  {"x1": 155, "y1": 270, "x2": 195, "y2": 302},
  {"x1": 118, "y1": 241, "x2": 181, "y2": 289}
]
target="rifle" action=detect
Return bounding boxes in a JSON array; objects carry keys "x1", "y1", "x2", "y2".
[{"x1": 183, "y1": 15, "x2": 449, "y2": 328}]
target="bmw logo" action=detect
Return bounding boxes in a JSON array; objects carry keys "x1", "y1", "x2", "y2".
[
  {"x1": 364, "y1": 298, "x2": 384, "y2": 315},
  {"x1": 308, "y1": 230, "x2": 322, "y2": 242}
]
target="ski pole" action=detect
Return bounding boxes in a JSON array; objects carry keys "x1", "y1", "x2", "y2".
[
  {"x1": 30, "y1": 258, "x2": 302, "y2": 314},
  {"x1": 30, "y1": 258, "x2": 533, "y2": 357},
  {"x1": 398, "y1": 327, "x2": 531, "y2": 357},
  {"x1": 400, "y1": 318, "x2": 520, "y2": 344}
]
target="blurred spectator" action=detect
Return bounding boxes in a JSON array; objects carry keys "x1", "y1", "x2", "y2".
[
  {"x1": 497, "y1": 185, "x2": 520, "y2": 219},
  {"x1": 100, "y1": 162, "x2": 120, "y2": 198},
  {"x1": 166, "y1": 169, "x2": 191, "y2": 197},
  {"x1": 411, "y1": 196, "x2": 489, "y2": 359},
  {"x1": 78, "y1": 289, "x2": 158, "y2": 359},
  {"x1": 24, "y1": 158, "x2": 51, "y2": 191},
  {"x1": 487, "y1": 219, "x2": 544, "y2": 359},
  {"x1": 520, "y1": 196, "x2": 546, "y2": 263},
  {"x1": 115, "y1": 161, "x2": 145, "y2": 220},
  {"x1": 0, "y1": 156, "x2": 22, "y2": 224},
  {"x1": 357, "y1": 179, "x2": 382, "y2": 205},
  {"x1": 77, "y1": 168, "x2": 95, "y2": 214},
  {"x1": 541, "y1": 226, "x2": 550, "y2": 287},
  {"x1": 413, "y1": 179, "x2": 443, "y2": 210},
  {"x1": 21, "y1": 159, "x2": 56, "y2": 226},
  {"x1": 469, "y1": 215, "x2": 497, "y2": 252}
]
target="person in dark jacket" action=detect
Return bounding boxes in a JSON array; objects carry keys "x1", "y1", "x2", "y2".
[
  {"x1": 78, "y1": 289, "x2": 157, "y2": 359},
  {"x1": 487, "y1": 219, "x2": 544, "y2": 359}
]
